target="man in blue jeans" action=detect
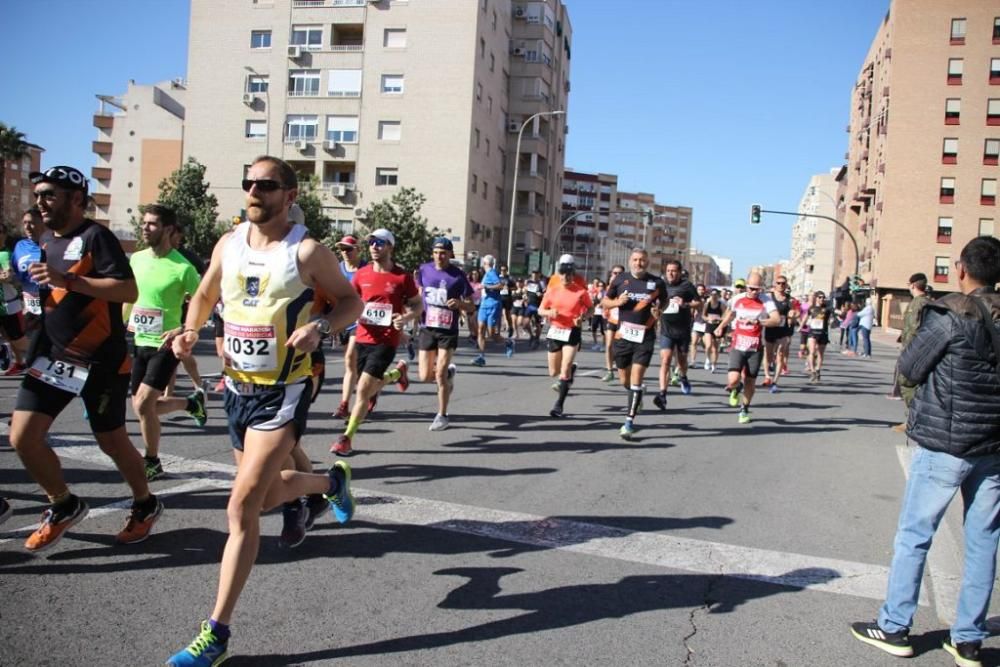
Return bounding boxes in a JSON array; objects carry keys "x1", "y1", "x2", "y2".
[{"x1": 850, "y1": 236, "x2": 1000, "y2": 667}]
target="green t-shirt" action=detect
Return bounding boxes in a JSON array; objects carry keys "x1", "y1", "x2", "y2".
[
  {"x1": 129, "y1": 248, "x2": 201, "y2": 348},
  {"x1": 0, "y1": 250, "x2": 18, "y2": 316}
]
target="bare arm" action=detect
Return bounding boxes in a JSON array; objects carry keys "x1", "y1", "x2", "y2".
[
  {"x1": 173, "y1": 234, "x2": 228, "y2": 359},
  {"x1": 285, "y1": 239, "x2": 364, "y2": 351},
  {"x1": 29, "y1": 262, "x2": 138, "y2": 304}
]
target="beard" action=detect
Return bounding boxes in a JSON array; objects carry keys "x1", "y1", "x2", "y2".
[{"x1": 246, "y1": 199, "x2": 280, "y2": 224}]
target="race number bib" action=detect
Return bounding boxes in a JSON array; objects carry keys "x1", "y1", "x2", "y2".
[
  {"x1": 619, "y1": 321, "x2": 646, "y2": 343},
  {"x1": 500, "y1": 288, "x2": 509, "y2": 296},
  {"x1": 513, "y1": 299, "x2": 523, "y2": 308},
  {"x1": 28, "y1": 356, "x2": 90, "y2": 395},
  {"x1": 129, "y1": 307, "x2": 164, "y2": 335},
  {"x1": 24, "y1": 294, "x2": 41, "y2": 315},
  {"x1": 546, "y1": 325, "x2": 572, "y2": 342},
  {"x1": 425, "y1": 305, "x2": 454, "y2": 329},
  {"x1": 733, "y1": 333, "x2": 761, "y2": 352},
  {"x1": 664, "y1": 302, "x2": 680, "y2": 315},
  {"x1": 808, "y1": 318, "x2": 824, "y2": 330},
  {"x1": 525, "y1": 283, "x2": 539, "y2": 294},
  {"x1": 692, "y1": 322, "x2": 707, "y2": 333},
  {"x1": 360, "y1": 301, "x2": 393, "y2": 327},
  {"x1": 224, "y1": 322, "x2": 277, "y2": 372}
]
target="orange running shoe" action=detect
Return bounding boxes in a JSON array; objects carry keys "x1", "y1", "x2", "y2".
[
  {"x1": 116, "y1": 495, "x2": 163, "y2": 545},
  {"x1": 25, "y1": 497, "x2": 89, "y2": 552}
]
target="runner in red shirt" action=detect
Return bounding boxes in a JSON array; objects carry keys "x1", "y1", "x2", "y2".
[
  {"x1": 331, "y1": 229, "x2": 421, "y2": 456},
  {"x1": 539, "y1": 254, "x2": 592, "y2": 418}
]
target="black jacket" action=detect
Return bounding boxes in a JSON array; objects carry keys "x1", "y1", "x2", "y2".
[{"x1": 900, "y1": 287, "x2": 1000, "y2": 457}]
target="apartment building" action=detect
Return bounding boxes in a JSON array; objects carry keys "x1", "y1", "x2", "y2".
[
  {"x1": 184, "y1": 0, "x2": 571, "y2": 269},
  {"x1": 90, "y1": 80, "x2": 187, "y2": 245},
  {"x1": 787, "y1": 170, "x2": 839, "y2": 297},
  {"x1": 559, "y1": 169, "x2": 617, "y2": 276},
  {"x1": 1, "y1": 143, "x2": 44, "y2": 231},
  {"x1": 838, "y1": 0, "x2": 1000, "y2": 326},
  {"x1": 686, "y1": 249, "x2": 729, "y2": 288}
]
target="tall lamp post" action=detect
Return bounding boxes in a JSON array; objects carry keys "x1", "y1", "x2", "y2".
[
  {"x1": 549, "y1": 209, "x2": 592, "y2": 273},
  {"x1": 506, "y1": 109, "x2": 565, "y2": 272},
  {"x1": 244, "y1": 66, "x2": 270, "y2": 155}
]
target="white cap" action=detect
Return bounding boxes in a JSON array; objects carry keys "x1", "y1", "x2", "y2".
[
  {"x1": 368, "y1": 228, "x2": 395, "y2": 245},
  {"x1": 558, "y1": 253, "x2": 575, "y2": 265},
  {"x1": 288, "y1": 203, "x2": 305, "y2": 225}
]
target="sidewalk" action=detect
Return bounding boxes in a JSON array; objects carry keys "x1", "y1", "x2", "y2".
[{"x1": 870, "y1": 327, "x2": 900, "y2": 350}]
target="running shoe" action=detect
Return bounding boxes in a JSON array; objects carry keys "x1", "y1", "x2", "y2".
[
  {"x1": 601, "y1": 369, "x2": 615, "y2": 382},
  {"x1": 551, "y1": 381, "x2": 560, "y2": 393},
  {"x1": 331, "y1": 434, "x2": 353, "y2": 456},
  {"x1": 761, "y1": 377, "x2": 772, "y2": 387},
  {"x1": 849, "y1": 621, "x2": 913, "y2": 658},
  {"x1": 446, "y1": 363, "x2": 456, "y2": 391},
  {"x1": 703, "y1": 359, "x2": 710, "y2": 371},
  {"x1": 213, "y1": 377, "x2": 226, "y2": 393},
  {"x1": 942, "y1": 638, "x2": 982, "y2": 667},
  {"x1": 652, "y1": 392, "x2": 667, "y2": 411},
  {"x1": 366, "y1": 394, "x2": 378, "y2": 416},
  {"x1": 429, "y1": 414, "x2": 450, "y2": 431},
  {"x1": 24, "y1": 497, "x2": 89, "y2": 552},
  {"x1": 0, "y1": 497, "x2": 12, "y2": 526},
  {"x1": 710, "y1": 364, "x2": 717, "y2": 373},
  {"x1": 166, "y1": 621, "x2": 228, "y2": 667},
  {"x1": 470, "y1": 354, "x2": 486, "y2": 367},
  {"x1": 669, "y1": 370, "x2": 680, "y2": 387},
  {"x1": 2, "y1": 362, "x2": 25, "y2": 377},
  {"x1": 728, "y1": 386, "x2": 741, "y2": 408},
  {"x1": 769, "y1": 383, "x2": 779, "y2": 394},
  {"x1": 144, "y1": 457, "x2": 165, "y2": 481},
  {"x1": 406, "y1": 340, "x2": 416, "y2": 361},
  {"x1": 116, "y1": 495, "x2": 163, "y2": 545},
  {"x1": 186, "y1": 389, "x2": 208, "y2": 427},
  {"x1": 278, "y1": 498, "x2": 307, "y2": 549},
  {"x1": 505, "y1": 339, "x2": 515, "y2": 358},
  {"x1": 549, "y1": 404, "x2": 565, "y2": 418},
  {"x1": 334, "y1": 400, "x2": 350, "y2": 419},
  {"x1": 304, "y1": 494, "x2": 329, "y2": 530},
  {"x1": 0, "y1": 344, "x2": 9, "y2": 371},
  {"x1": 738, "y1": 407, "x2": 751, "y2": 425},
  {"x1": 395, "y1": 359, "x2": 409, "y2": 392},
  {"x1": 325, "y1": 461, "x2": 355, "y2": 524},
  {"x1": 780, "y1": 368, "x2": 790, "y2": 376},
  {"x1": 619, "y1": 421, "x2": 635, "y2": 441},
  {"x1": 679, "y1": 377, "x2": 692, "y2": 395}
]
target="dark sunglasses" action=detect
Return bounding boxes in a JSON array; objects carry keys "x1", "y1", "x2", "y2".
[
  {"x1": 369, "y1": 239, "x2": 388, "y2": 248},
  {"x1": 241, "y1": 179, "x2": 285, "y2": 193},
  {"x1": 775, "y1": 281, "x2": 787, "y2": 285},
  {"x1": 746, "y1": 286, "x2": 762, "y2": 292},
  {"x1": 337, "y1": 246, "x2": 357, "y2": 252}
]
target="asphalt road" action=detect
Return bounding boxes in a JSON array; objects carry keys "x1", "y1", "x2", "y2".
[{"x1": 1, "y1": 331, "x2": 998, "y2": 666}]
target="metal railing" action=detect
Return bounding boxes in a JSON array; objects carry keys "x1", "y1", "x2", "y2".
[{"x1": 330, "y1": 44, "x2": 364, "y2": 52}]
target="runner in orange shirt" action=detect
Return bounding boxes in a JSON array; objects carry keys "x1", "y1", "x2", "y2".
[{"x1": 538, "y1": 254, "x2": 592, "y2": 418}]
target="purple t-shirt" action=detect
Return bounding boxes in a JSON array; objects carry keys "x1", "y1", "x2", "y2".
[{"x1": 416, "y1": 262, "x2": 473, "y2": 332}]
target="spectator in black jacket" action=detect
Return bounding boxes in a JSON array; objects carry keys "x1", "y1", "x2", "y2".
[{"x1": 850, "y1": 236, "x2": 1000, "y2": 667}]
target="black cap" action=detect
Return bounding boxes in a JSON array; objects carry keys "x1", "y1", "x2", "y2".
[
  {"x1": 431, "y1": 236, "x2": 453, "y2": 251},
  {"x1": 29, "y1": 166, "x2": 89, "y2": 195},
  {"x1": 908, "y1": 272, "x2": 927, "y2": 283}
]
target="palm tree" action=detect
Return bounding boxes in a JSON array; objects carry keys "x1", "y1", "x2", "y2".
[{"x1": 0, "y1": 122, "x2": 30, "y2": 227}]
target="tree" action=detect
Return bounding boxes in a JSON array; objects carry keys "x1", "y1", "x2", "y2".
[
  {"x1": 359, "y1": 187, "x2": 440, "y2": 271},
  {"x1": 131, "y1": 157, "x2": 223, "y2": 259},
  {"x1": 295, "y1": 174, "x2": 335, "y2": 244},
  {"x1": 0, "y1": 123, "x2": 30, "y2": 229}
]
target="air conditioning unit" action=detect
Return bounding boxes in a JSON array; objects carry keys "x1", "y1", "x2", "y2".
[
  {"x1": 242, "y1": 93, "x2": 258, "y2": 106},
  {"x1": 354, "y1": 208, "x2": 366, "y2": 217},
  {"x1": 331, "y1": 184, "x2": 347, "y2": 197},
  {"x1": 512, "y1": 47, "x2": 525, "y2": 57},
  {"x1": 294, "y1": 139, "x2": 308, "y2": 151},
  {"x1": 287, "y1": 45, "x2": 302, "y2": 59},
  {"x1": 507, "y1": 120, "x2": 520, "y2": 132},
  {"x1": 514, "y1": 6, "x2": 525, "y2": 18},
  {"x1": 324, "y1": 140, "x2": 338, "y2": 151}
]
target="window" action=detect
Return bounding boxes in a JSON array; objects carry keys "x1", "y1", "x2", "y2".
[
  {"x1": 937, "y1": 216, "x2": 953, "y2": 242},
  {"x1": 480, "y1": 37, "x2": 485, "y2": 58},
  {"x1": 471, "y1": 174, "x2": 478, "y2": 193},
  {"x1": 250, "y1": 30, "x2": 271, "y2": 49},
  {"x1": 383, "y1": 29, "x2": 406, "y2": 48},
  {"x1": 476, "y1": 81, "x2": 483, "y2": 101},
  {"x1": 989, "y1": 99, "x2": 1000, "y2": 125},
  {"x1": 947, "y1": 58, "x2": 963, "y2": 84},
  {"x1": 496, "y1": 186, "x2": 503, "y2": 210},
  {"x1": 291, "y1": 25, "x2": 322, "y2": 50},
  {"x1": 934, "y1": 256, "x2": 950, "y2": 282},
  {"x1": 474, "y1": 128, "x2": 480, "y2": 148},
  {"x1": 487, "y1": 95, "x2": 493, "y2": 113},
  {"x1": 377, "y1": 120, "x2": 401, "y2": 141},
  {"x1": 288, "y1": 70, "x2": 320, "y2": 97},
  {"x1": 326, "y1": 116, "x2": 359, "y2": 143},
  {"x1": 247, "y1": 75, "x2": 268, "y2": 93},
  {"x1": 941, "y1": 177, "x2": 956, "y2": 203},
  {"x1": 950, "y1": 18, "x2": 966, "y2": 44},
  {"x1": 992, "y1": 58, "x2": 1000, "y2": 84},
  {"x1": 285, "y1": 115, "x2": 318, "y2": 141},
  {"x1": 982, "y1": 178, "x2": 997, "y2": 205},
  {"x1": 376, "y1": 168, "x2": 398, "y2": 186},
  {"x1": 995, "y1": 17, "x2": 1000, "y2": 43},
  {"x1": 490, "y1": 53, "x2": 495, "y2": 72},
  {"x1": 985, "y1": 138, "x2": 1000, "y2": 165},
  {"x1": 328, "y1": 69, "x2": 362, "y2": 97},
  {"x1": 492, "y1": 9, "x2": 497, "y2": 31},
  {"x1": 482, "y1": 180, "x2": 488, "y2": 200},
  {"x1": 245, "y1": 120, "x2": 267, "y2": 138},
  {"x1": 485, "y1": 138, "x2": 490, "y2": 156},
  {"x1": 980, "y1": 218, "x2": 995, "y2": 237},
  {"x1": 942, "y1": 137, "x2": 958, "y2": 164},
  {"x1": 945, "y1": 98, "x2": 961, "y2": 124},
  {"x1": 381, "y1": 74, "x2": 404, "y2": 94},
  {"x1": 499, "y1": 148, "x2": 506, "y2": 175}
]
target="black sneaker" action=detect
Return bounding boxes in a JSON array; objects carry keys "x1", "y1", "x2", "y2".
[
  {"x1": 304, "y1": 494, "x2": 328, "y2": 531},
  {"x1": 849, "y1": 621, "x2": 913, "y2": 658},
  {"x1": 278, "y1": 498, "x2": 307, "y2": 549},
  {"x1": 943, "y1": 638, "x2": 982, "y2": 667},
  {"x1": 652, "y1": 392, "x2": 667, "y2": 411},
  {"x1": 0, "y1": 497, "x2": 12, "y2": 526},
  {"x1": 549, "y1": 403, "x2": 565, "y2": 418},
  {"x1": 186, "y1": 389, "x2": 207, "y2": 427}
]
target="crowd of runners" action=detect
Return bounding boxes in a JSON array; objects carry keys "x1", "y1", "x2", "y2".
[{"x1": 0, "y1": 158, "x2": 872, "y2": 667}]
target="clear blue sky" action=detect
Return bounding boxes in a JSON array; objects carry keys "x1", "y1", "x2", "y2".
[{"x1": 2, "y1": 0, "x2": 889, "y2": 276}]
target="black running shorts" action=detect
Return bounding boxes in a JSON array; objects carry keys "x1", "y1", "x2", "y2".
[
  {"x1": 546, "y1": 326, "x2": 582, "y2": 353},
  {"x1": 418, "y1": 328, "x2": 458, "y2": 351},
  {"x1": 614, "y1": 335, "x2": 655, "y2": 369},
  {"x1": 223, "y1": 380, "x2": 310, "y2": 451},
  {"x1": 355, "y1": 342, "x2": 397, "y2": 379},
  {"x1": 16, "y1": 369, "x2": 129, "y2": 433},
  {"x1": 728, "y1": 348, "x2": 764, "y2": 378},
  {"x1": 130, "y1": 344, "x2": 181, "y2": 394}
]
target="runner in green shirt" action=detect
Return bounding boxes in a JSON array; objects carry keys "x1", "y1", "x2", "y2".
[
  {"x1": 127, "y1": 205, "x2": 205, "y2": 480},
  {"x1": 0, "y1": 227, "x2": 30, "y2": 374}
]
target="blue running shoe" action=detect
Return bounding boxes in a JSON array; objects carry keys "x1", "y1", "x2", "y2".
[
  {"x1": 326, "y1": 461, "x2": 355, "y2": 524},
  {"x1": 619, "y1": 420, "x2": 635, "y2": 441},
  {"x1": 470, "y1": 354, "x2": 486, "y2": 367},
  {"x1": 679, "y1": 377, "x2": 692, "y2": 395},
  {"x1": 166, "y1": 621, "x2": 228, "y2": 667},
  {"x1": 769, "y1": 383, "x2": 779, "y2": 394},
  {"x1": 504, "y1": 339, "x2": 514, "y2": 358}
]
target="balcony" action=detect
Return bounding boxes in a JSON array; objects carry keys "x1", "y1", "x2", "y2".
[
  {"x1": 293, "y1": 0, "x2": 365, "y2": 6},
  {"x1": 91, "y1": 167, "x2": 112, "y2": 181},
  {"x1": 92, "y1": 141, "x2": 112, "y2": 155},
  {"x1": 92, "y1": 192, "x2": 111, "y2": 207},
  {"x1": 93, "y1": 114, "x2": 114, "y2": 129}
]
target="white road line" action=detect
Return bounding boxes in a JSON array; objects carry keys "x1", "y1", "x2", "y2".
[{"x1": 0, "y1": 437, "x2": 909, "y2": 603}]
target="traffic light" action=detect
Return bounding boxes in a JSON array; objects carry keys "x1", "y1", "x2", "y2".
[{"x1": 750, "y1": 204, "x2": 761, "y2": 224}]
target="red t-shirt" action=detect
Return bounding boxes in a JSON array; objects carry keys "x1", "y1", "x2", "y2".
[
  {"x1": 729, "y1": 295, "x2": 776, "y2": 351},
  {"x1": 352, "y1": 264, "x2": 419, "y2": 347}
]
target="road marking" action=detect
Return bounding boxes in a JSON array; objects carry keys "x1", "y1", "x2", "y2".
[{"x1": 0, "y1": 435, "x2": 914, "y2": 604}]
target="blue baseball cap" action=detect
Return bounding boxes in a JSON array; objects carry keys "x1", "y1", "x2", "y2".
[{"x1": 432, "y1": 237, "x2": 453, "y2": 251}]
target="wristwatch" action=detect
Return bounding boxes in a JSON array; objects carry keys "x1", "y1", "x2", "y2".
[{"x1": 312, "y1": 317, "x2": 331, "y2": 336}]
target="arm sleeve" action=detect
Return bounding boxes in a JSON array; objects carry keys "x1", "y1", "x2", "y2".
[{"x1": 898, "y1": 309, "x2": 952, "y2": 384}]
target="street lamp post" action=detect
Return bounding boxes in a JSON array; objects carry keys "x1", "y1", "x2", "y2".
[
  {"x1": 244, "y1": 66, "x2": 270, "y2": 155},
  {"x1": 506, "y1": 109, "x2": 565, "y2": 272},
  {"x1": 550, "y1": 209, "x2": 592, "y2": 273}
]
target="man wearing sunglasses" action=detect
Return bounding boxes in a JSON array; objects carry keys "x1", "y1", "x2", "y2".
[
  {"x1": 761, "y1": 276, "x2": 798, "y2": 392},
  {"x1": 805, "y1": 291, "x2": 834, "y2": 383},
  {"x1": 331, "y1": 228, "x2": 421, "y2": 456},
  {"x1": 10, "y1": 165, "x2": 162, "y2": 553},
  {"x1": 714, "y1": 272, "x2": 780, "y2": 424},
  {"x1": 167, "y1": 156, "x2": 362, "y2": 667},
  {"x1": 332, "y1": 235, "x2": 366, "y2": 420}
]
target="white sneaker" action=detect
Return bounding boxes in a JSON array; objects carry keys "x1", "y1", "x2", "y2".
[
  {"x1": 429, "y1": 414, "x2": 450, "y2": 431},
  {"x1": 703, "y1": 359, "x2": 710, "y2": 371}
]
